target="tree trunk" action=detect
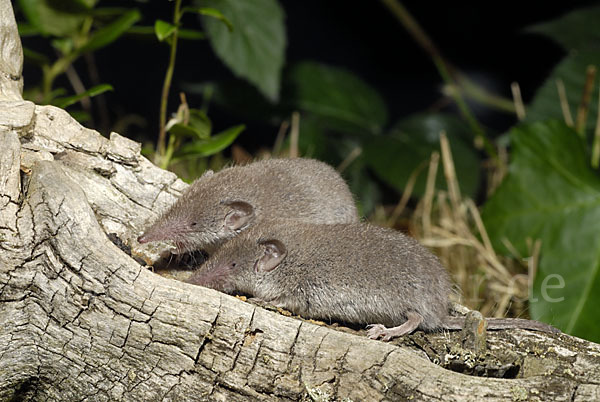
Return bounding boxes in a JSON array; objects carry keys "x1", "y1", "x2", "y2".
[{"x1": 1, "y1": 1, "x2": 599, "y2": 401}]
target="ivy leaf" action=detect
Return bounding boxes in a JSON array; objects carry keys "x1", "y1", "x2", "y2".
[
  {"x1": 525, "y1": 5, "x2": 600, "y2": 51},
  {"x1": 525, "y1": 49, "x2": 599, "y2": 138},
  {"x1": 482, "y1": 120, "x2": 600, "y2": 342},
  {"x1": 198, "y1": 0, "x2": 286, "y2": 102},
  {"x1": 524, "y1": 7, "x2": 600, "y2": 139}
]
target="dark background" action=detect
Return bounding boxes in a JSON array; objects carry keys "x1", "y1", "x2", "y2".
[{"x1": 20, "y1": 0, "x2": 599, "y2": 149}]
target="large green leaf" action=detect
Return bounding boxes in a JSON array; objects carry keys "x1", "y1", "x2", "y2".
[
  {"x1": 482, "y1": 120, "x2": 600, "y2": 342},
  {"x1": 525, "y1": 49, "x2": 599, "y2": 138},
  {"x1": 198, "y1": 0, "x2": 286, "y2": 102},
  {"x1": 363, "y1": 113, "x2": 480, "y2": 198},
  {"x1": 525, "y1": 6, "x2": 600, "y2": 51},
  {"x1": 288, "y1": 61, "x2": 388, "y2": 135}
]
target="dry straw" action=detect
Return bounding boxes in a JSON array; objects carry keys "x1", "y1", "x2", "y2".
[{"x1": 383, "y1": 132, "x2": 537, "y2": 318}]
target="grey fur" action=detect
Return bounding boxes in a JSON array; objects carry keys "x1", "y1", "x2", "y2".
[
  {"x1": 138, "y1": 158, "x2": 359, "y2": 253},
  {"x1": 186, "y1": 221, "x2": 451, "y2": 332},
  {"x1": 186, "y1": 221, "x2": 559, "y2": 339}
]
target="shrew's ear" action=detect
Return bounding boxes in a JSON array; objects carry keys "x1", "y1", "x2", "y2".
[
  {"x1": 223, "y1": 201, "x2": 254, "y2": 231},
  {"x1": 255, "y1": 239, "x2": 287, "y2": 273}
]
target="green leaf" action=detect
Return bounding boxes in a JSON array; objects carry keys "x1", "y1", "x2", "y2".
[
  {"x1": 198, "y1": 0, "x2": 286, "y2": 102},
  {"x1": 363, "y1": 113, "x2": 480, "y2": 198},
  {"x1": 525, "y1": 5, "x2": 600, "y2": 51},
  {"x1": 18, "y1": 0, "x2": 89, "y2": 37},
  {"x1": 188, "y1": 109, "x2": 212, "y2": 138},
  {"x1": 482, "y1": 120, "x2": 600, "y2": 342},
  {"x1": 525, "y1": 49, "x2": 599, "y2": 138},
  {"x1": 288, "y1": 62, "x2": 388, "y2": 135},
  {"x1": 168, "y1": 110, "x2": 211, "y2": 140},
  {"x1": 178, "y1": 29, "x2": 206, "y2": 40},
  {"x1": 168, "y1": 124, "x2": 203, "y2": 139},
  {"x1": 78, "y1": 9, "x2": 141, "y2": 54},
  {"x1": 52, "y1": 84, "x2": 113, "y2": 108},
  {"x1": 175, "y1": 124, "x2": 245, "y2": 158},
  {"x1": 154, "y1": 19, "x2": 177, "y2": 42},
  {"x1": 183, "y1": 7, "x2": 233, "y2": 31}
]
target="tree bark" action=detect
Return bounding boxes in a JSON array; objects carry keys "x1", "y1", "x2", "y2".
[{"x1": 1, "y1": 2, "x2": 600, "y2": 401}]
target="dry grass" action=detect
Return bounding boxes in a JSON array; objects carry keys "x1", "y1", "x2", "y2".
[{"x1": 379, "y1": 132, "x2": 538, "y2": 319}]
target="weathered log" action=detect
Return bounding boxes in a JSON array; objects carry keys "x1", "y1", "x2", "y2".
[{"x1": 1, "y1": 1, "x2": 600, "y2": 401}]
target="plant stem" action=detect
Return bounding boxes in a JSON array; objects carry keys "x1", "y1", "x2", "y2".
[
  {"x1": 41, "y1": 65, "x2": 53, "y2": 102},
  {"x1": 379, "y1": 0, "x2": 499, "y2": 160},
  {"x1": 510, "y1": 82, "x2": 526, "y2": 121},
  {"x1": 157, "y1": 0, "x2": 183, "y2": 163},
  {"x1": 43, "y1": 54, "x2": 76, "y2": 103},
  {"x1": 289, "y1": 111, "x2": 300, "y2": 158},
  {"x1": 556, "y1": 79, "x2": 574, "y2": 127},
  {"x1": 575, "y1": 65, "x2": 597, "y2": 138},
  {"x1": 460, "y1": 75, "x2": 515, "y2": 113}
]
